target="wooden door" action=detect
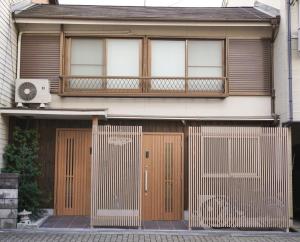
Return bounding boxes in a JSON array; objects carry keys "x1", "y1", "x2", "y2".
[
  {"x1": 55, "y1": 129, "x2": 91, "y2": 215},
  {"x1": 142, "y1": 133, "x2": 183, "y2": 221}
]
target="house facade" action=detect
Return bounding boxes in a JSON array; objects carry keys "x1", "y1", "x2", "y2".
[
  {"x1": 1, "y1": 4, "x2": 293, "y2": 229},
  {"x1": 225, "y1": 0, "x2": 300, "y2": 222}
]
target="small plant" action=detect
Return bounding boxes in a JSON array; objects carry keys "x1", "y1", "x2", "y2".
[{"x1": 2, "y1": 127, "x2": 43, "y2": 218}]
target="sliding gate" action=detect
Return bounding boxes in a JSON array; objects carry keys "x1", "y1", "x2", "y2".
[
  {"x1": 189, "y1": 127, "x2": 291, "y2": 229},
  {"x1": 91, "y1": 125, "x2": 142, "y2": 227}
]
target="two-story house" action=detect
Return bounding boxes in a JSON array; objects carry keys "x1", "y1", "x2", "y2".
[{"x1": 0, "y1": 3, "x2": 293, "y2": 229}]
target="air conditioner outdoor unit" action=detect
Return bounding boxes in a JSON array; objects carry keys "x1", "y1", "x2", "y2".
[{"x1": 15, "y1": 79, "x2": 51, "y2": 108}]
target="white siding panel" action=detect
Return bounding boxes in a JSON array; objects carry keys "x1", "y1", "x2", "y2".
[{"x1": 0, "y1": 0, "x2": 17, "y2": 169}]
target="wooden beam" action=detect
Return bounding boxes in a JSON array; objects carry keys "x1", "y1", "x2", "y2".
[{"x1": 92, "y1": 116, "x2": 98, "y2": 133}]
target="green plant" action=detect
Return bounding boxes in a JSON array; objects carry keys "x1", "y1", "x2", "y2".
[{"x1": 2, "y1": 127, "x2": 43, "y2": 218}]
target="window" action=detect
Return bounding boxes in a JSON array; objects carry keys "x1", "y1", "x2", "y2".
[
  {"x1": 187, "y1": 40, "x2": 223, "y2": 77},
  {"x1": 106, "y1": 39, "x2": 140, "y2": 89},
  {"x1": 70, "y1": 39, "x2": 104, "y2": 76},
  {"x1": 68, "y1": 38, "x2": 141, "y2": 89},
  {"x1": 151, "y1": 40, "x2": 185, "y2": 90},
  {"x1": 187, "y1": 40, "x2": 223, "y2": 91},
  {"x1": 150, "y1": 39, "x2": 224, "y2": 92},
  {"x1": 69, "y1": 39, "x2": 104, "y2": 89},
  {"x1": 202, "y1": 136, "x2": 260, "y2": 178}
]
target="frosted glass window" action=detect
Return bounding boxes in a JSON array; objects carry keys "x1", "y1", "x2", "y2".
[
  {"x1": 70, "y1": 39, "x2": 104, "y2": 89},
  {"x1": 106, "y1": 39, "x2": 140, "y2": 89},
  {"x1": 187, "y1": 40, "x2": 223, "y2": 91},
  {"x1": 151, "y1": 40, "x2": 185, "y2": 90}
]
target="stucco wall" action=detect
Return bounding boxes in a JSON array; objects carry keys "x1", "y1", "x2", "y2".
[{"x1": 49, "y1": 95, "x2": 272, "y2": 119}]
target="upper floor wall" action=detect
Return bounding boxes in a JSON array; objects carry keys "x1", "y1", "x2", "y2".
[
  {"x1": 14, "y1": 23, "x2": 275, "y2": 119},
  {"x1": 18, "y1": 24, "x2": 273, "y2": 99}
]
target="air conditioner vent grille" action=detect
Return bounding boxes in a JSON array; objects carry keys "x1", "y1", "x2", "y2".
[{"x1": 18, "y1": 82, "x2": 37, "y2": 101}]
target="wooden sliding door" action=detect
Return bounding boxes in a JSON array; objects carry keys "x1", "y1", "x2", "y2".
[
  {"x1": 142, "y1": 133, "x2": 183, "y2": 221},
  {"x1": 55, "y1": 129, "x2": 91, "y2": 216}
]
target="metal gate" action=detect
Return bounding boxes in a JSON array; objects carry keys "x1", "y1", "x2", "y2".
[
  {"x1": 189, "y1": 127, "x2": 291, "y2": 229},
  {"x1": 91, "y1": 125, "x2": 142, "y2": 227}
]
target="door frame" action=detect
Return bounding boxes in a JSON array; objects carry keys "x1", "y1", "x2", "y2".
[{"x1": 141, "y1": 132, "x2": 184, "y2": 221}]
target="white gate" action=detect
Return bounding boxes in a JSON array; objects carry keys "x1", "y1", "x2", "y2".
[
  {"x1": 189, "y1": 127, "x2": 291, "y2": 229},
  {"x1": 91, "y1": 125, "x2": 142, "y2": 227}
]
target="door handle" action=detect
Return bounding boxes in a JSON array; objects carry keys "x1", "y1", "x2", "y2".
[{"x1": 145, "y1": 170, "x2": 148, "y2": 192}]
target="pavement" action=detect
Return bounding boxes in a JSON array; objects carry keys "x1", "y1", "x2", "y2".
[{"x1": 1, "y1": 229, "x2": 300, "y2": 242}]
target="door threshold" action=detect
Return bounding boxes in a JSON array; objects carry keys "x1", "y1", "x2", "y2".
[{"x1": 142, "y1": 220, "x2": 188, "y2": 230}]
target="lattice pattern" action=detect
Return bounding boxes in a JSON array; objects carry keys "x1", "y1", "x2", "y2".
[
  {"x1": 151, "y1": 79, "x2": 185, "y2": 91},
  {"x1": 107, "y1": 79, "x2": 140, "y2": 89},
  {"x1": 69, "y1": 78, "x2": 103, "y2": 89},
  {"x1": 65, "y1": 77, "x2": 226, "y2": 95},
  {"x1": 189, "y1": 127, "x2": 291, "y2": 229},
  {"x1": 188, "y1": 79, "x2": 224, "y2": 92}
]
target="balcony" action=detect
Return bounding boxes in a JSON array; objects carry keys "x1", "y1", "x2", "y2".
[{"x1": 60, "y1": 76, "x2": 228, "y2": 97}]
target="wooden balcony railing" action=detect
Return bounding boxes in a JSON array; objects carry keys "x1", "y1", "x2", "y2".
[{"x1": 60, "y1": 76, "x2": 228, "y2": 97}]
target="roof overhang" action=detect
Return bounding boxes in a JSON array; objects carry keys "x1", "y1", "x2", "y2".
[
  {"x1": 0, "y1": 108, "x2": 107, "y2": 120},
  {"x1": 14, "y1": 18, "x2": 273, "y2": 27}
]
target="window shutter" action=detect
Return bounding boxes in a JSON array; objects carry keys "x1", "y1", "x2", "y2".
[
  {"x1": 228, "y1": 39, "x2": 271, "y2": 95},
  {"x1": 20, "y1": 34, "x2": 60, "y2": 93}
]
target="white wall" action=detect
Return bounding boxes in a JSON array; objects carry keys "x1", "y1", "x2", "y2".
[
  {"x1": 49, "y1": 95, "x2": 272, "y2": 119},
  {"x1": 0, "y1": 0, "x2": 17, "y2": 168},
  {"x1": 291, "y1": 1, "x2": 300, "y2": 121}
]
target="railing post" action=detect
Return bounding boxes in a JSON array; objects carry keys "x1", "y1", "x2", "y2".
[{"x1": 224, "y1": 77, "x2": 229, "y2": 96}]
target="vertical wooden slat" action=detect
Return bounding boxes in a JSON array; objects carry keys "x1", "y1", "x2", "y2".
[
  {"x1": 91, "y1": 125, "x2": 142, "y2": 227},
  {"x1": 189, "y1": 126, "x2": 290, "y2": 229}
]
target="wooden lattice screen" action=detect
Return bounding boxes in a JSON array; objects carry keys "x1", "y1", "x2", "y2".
[
  {"x1": 189, "y1": 127, "x2": 291, "y2": 229},
  {"x1": 91, "y1": 125, "x2": 142, "y2": 227}
]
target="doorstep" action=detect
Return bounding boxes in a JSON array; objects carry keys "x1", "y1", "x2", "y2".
[{"x1": 40, "y1": 216, "x2": 188, "y2": 230}]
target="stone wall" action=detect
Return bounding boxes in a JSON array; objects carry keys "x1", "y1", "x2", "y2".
[{"x1": 0, "y1": 173, "x2": 18, "y2": 229}]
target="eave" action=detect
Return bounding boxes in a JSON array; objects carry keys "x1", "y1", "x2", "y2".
[{"x1": 13, "y1": 18, "x2": 274, "y2": 27}]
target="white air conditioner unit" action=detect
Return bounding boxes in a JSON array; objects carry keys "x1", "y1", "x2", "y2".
[{"x1": 15, "y1": 79, "x2": 51, "y2": 107}]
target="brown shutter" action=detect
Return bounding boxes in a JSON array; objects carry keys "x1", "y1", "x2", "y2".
[
  {"x1": 228, "y1": 39, "x2": 271, "y2": 95},
  {"x1": 20, "y1": 34, "x2": 60, "y2": 93}
]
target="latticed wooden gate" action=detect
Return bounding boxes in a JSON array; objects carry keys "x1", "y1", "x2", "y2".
[
  {"x1": 91, "y1": 125, "x2": 142, "y2": 227},
  {"x1": 189, "y1": 127, "x2": 291, "y2": 229}
]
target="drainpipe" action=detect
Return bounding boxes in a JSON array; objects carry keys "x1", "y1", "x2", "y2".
[
  {"x1": 298, "y1": 0, "x2": 300, "y2": 52},
  {"x1": 287, "y1": 0, "x2": 293, "y2": 124},
  {"x1": 17, "y1": 32, "x2": 23, "y2": 79}
]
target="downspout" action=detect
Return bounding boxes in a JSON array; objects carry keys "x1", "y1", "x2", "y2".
[
  {"x1": 271, "y1": 17, "x2": 280, "y2": 125},
  {"x1": 17, "y1": 32, "x2": 23, "y2": 79},
  {"x1": 298, "y1": 0, "x2": 300, "y2": 52},
  {"x1": 287, "y1": 0, "x2": 293, "y2": 123}
]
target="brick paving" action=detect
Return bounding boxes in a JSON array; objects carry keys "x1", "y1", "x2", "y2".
[{"x1": 1, "y1": 230, "x2": 300, "y2": 242}]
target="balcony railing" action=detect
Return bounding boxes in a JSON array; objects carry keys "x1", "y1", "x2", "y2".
[{"x1": 60, "y1": 76, "x2": 228, "y2": 97}]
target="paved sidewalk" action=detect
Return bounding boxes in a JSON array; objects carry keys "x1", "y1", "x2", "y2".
[{"x1": 1, "y1": 230, "x2": 300, "y2": 242}]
